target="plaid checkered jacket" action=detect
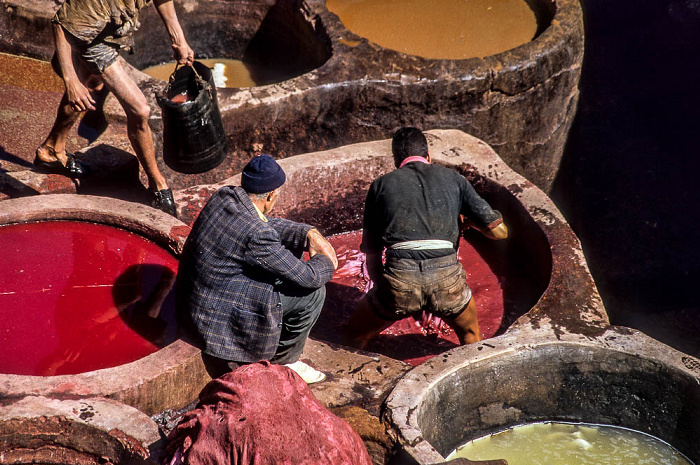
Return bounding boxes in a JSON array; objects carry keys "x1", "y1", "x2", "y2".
[{"x1": 175, "y1": 186, "x2": 335, "y2": 362}]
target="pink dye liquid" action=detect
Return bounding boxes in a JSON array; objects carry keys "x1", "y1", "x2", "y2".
[
  {"x1": 321, "y1": 231, "x2": 504, "y2": 366},
  {"x1": 0, "y1": 221, "x2": 179, "y2": 376}
]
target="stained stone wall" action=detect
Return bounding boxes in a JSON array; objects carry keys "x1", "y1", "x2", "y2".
[{"x1": 0, "y1": 0, "x2": 583, "y2": 192}]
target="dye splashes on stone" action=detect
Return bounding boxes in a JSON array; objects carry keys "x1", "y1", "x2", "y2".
[
  {"x1": 0, "y1": 221, "x2": 179, "y2": 376},
  {"x1": 316, "y1": 230, "x2": 504, "y2": 366}
]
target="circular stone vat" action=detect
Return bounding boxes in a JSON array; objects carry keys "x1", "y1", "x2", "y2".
[
  {"x1": 1, "y1": 0, "x2": 582, "y2": 193},
  {"x1": 1, "y1": 221, "x2": 178, "y2": 377},
  {"x1": 176, "y1": 129, "x2": 604, "y2": 365},
  {"x1": 0, "y1": 195, "x2": 209, "y2": 415},
  {"x1": 141, "y1": 0, "x2": 581, "y2": 192},
  {"x1": 129, "y1": 0, "x2": 332, "y2": 87},
  {"x1": 384, "y1": 330, "x2": 700, "y2": 464},
  {"x1": 325, "y1": 0, "x2": 540, "y2": 60},
  {"x1": 0, "y1": 396, "x2": 162, "y2": 465}
]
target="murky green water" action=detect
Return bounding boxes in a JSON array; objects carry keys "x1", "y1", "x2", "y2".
[{"x1": 447, "y1": 422, "x2": 693, "y2": 465}]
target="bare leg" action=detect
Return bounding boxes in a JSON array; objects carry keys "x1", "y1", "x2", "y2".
[
  {"x1": 100, "y1": 59, "x2": 168, "y2": 191},
  {"x1": 445, "y1": 298, "x2": 482, "y2": 345},
  {"x1": 342, "y1": 296, "x2": 393, "y2": 350},
  {"x1": 36, "y1": 96, "x2": 82, "y2": 165},
  {"x1": 36, "y1": 59, "x2": 101, "y2": 165}
]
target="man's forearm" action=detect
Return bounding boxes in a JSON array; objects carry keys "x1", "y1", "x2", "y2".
[
  {"x1": 53, "y1": 23, "x2": 78, "y2": 84},
  {"x1": 154, "y1": 0, "x2": 184, "y2": 42},
  {"x1": 268, "y1": 217, "x2": 312, "y2": 252}
]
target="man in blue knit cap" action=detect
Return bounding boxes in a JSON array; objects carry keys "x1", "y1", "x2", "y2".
[{"x1": 176, "y1": 155, "x2": 337, "y2": 383}]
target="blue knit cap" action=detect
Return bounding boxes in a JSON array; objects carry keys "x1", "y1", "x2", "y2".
[{"x1": 241, "y1": 155, "x2": 286, "y2": 194}]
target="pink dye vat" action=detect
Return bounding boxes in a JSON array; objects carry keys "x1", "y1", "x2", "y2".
[
  {"x1": 0, "y1": 221, "x2": 178, "y2": 376},
  {"x1": 321, "y1": 231, "x2": 504, "y2": 366}
]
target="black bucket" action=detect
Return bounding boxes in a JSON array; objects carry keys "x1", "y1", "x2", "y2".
[{"x1": 156, "y1": 61, "x2": 228, "y2": 174}]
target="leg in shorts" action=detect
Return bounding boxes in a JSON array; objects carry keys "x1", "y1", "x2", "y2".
[
  {"x1": 369, "y1": 253, "x2": 481, "y2": 343},
  {"x1": 342, "y1": 252, "x2": 477, "y2": 349},
  {"x1": 368, "y1": 253, "x2": 472, "y2": 321},
  {"x1": 60, "y1": 28, "x2": 121, "y2": 75}
]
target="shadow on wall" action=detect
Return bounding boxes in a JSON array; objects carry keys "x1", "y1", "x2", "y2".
[{"x1": 551, "y1": 0, "x2": 700, "y2": 356}]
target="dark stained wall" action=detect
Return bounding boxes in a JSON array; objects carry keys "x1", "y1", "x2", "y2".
[{"x1": 552, "y1": 0, "x2": 700, "y2": 356}]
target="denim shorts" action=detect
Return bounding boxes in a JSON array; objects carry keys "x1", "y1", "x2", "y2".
[{"x1": 367, "y1": 253, "x2": 472, "y2": 321}]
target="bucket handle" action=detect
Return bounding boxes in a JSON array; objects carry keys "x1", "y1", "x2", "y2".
[{"x1": 165, "y1": 62, "x2": 212, "y2": 98}]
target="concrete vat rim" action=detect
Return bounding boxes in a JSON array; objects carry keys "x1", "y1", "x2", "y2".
[
  {"x1": 384, "y1": 327, "x2": 700, "y2": 463},
  {"x1": 176, "y1": 129, "x2": 606, "y2": 331},
  {"x1": 317, "y1": 0, "x2": 573, "y2": 62},
  {"x1": 0, "y1": 194, "x2": 208, "y2": 416}
]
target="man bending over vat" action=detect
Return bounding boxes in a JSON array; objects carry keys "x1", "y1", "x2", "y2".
[
  {"x1": 176, "y1": 155, "x2": 338, "y2": 383},
  {"x1": 343, "y1": 127, "x2": 509, "y2": 349},
  {"x1": 35, "y1": 0, "x2": 194, "y2": 217}
]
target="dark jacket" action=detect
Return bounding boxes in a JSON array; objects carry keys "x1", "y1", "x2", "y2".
[
  {"x1": 361, "y1": 161, "x2": 503, "y2": 260},
  {"x1": 175, "y1": 186, "x2": 335, "y2": 363}
]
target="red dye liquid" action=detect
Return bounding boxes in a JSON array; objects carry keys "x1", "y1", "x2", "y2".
[
  {"x1": 0, "y1": 221, "x2": 179, "y2": 376},
  {"x1": 320, "y1": 231, "x2": 504, "y2": 366}
]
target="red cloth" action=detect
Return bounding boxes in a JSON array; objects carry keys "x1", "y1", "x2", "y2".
[{"x1": 166, "y1": 361, "x2": 372, "y2": 465}]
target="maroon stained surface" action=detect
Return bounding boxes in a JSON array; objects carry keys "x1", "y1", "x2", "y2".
[{"x1": 0, "y1": 221, "x2": 179, "y2": 376}]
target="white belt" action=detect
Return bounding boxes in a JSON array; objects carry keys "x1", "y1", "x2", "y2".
[{"x1": 388, "y1": 239, "x2": 454, "y2": 251}]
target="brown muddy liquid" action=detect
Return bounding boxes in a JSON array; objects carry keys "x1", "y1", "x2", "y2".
[
  {"x1": 326, "y1": 0, "x2": 538, "y2": 59},
  {"x1": 142, "y1": 59, "x2": 257, "y2": 88}
]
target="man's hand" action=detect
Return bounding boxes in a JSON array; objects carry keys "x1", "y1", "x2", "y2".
[
  {"x1": 65, "y1": 80, "x2": 96, "y2": 112},
  {"x1": 307, "y1": 228, "x2": 338, "y2": 270},
  {"x1": 461, "y1": 214, "x2": 509, "y2": 240},
  {"x1": 53, "y1": 23, "x2": 96, "y2": 112},
  {"x1": 172, "y1": 40, "x2": 194, "y2": 65},
  {"x1": 485, "y1": 222, "x2": 509, "y2": 240}
]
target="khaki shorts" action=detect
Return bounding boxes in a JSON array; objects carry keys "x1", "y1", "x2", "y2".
[
  {"x1": 367, "y1": 253, "x2": 472, "y2": 321},
  {"x1": 54, "y1": 27, "x2": 121, "y2": 75}
]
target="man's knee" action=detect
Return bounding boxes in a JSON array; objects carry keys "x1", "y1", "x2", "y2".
[
  {"x1": 299, "y1": 286, "x2": 326, "y2": 322},
  {"x1": 310, "y1": 285, "x2": 326, "y2": 308},
  {"x1": 280, "y1": 285, "x2": 326, "y2": 326},
  {"x1": 125, "y1": 99, "x2": 151, "y2": 123}
]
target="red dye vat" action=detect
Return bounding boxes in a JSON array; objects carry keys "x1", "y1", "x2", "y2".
[
  {"x1": 0, "y1": 221, "x2": 178, "y2": 376},
  {"x1": 319, "y1": 231, "x2": 504, "y2": 366}
]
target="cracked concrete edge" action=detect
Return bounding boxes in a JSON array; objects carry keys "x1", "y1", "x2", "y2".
[
  {"x1": 0, "y1": 193, "x2": 189, "y2": 254},
  {"x1": 0, "y1": 396, "x2": 162, "y2": 462}
]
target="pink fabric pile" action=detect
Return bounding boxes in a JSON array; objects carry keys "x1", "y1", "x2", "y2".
[{"x1": 166, "y1": 361, "x2": 372, "y2": 465}]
